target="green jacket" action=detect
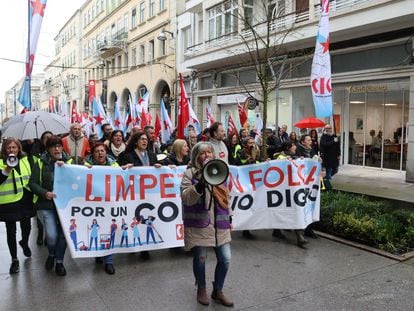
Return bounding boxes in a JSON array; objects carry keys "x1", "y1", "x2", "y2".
[{"x1": 29, "y1": 152, "x2": 72, "y2": 210}]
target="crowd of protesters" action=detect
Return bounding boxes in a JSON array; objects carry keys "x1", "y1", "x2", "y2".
[{"x1": 0, "y1": 119, "x2": 339, "y2": 307}]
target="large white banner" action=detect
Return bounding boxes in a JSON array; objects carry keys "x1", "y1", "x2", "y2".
[
  {"x1": 54, "y1": 159, "x2": 321, "y2": 258},
  {"x1": 54, "y1": 165, "x2": 186, "y2": 258},
  {"x1": 228, "y1": 159, "x2": 321, "y2": 230}
]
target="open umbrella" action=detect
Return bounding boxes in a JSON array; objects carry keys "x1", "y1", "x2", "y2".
[
  {"x1": 1, "y1": 111, "x2": 71, "y2": 140},
  {"x1": 294, "y1": 117, "x2": 325, "y2": 129}
]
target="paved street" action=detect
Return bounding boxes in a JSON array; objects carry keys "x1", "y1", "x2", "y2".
[{"x1": 1, "y1": 222, "x2": 413, "y2": 311}]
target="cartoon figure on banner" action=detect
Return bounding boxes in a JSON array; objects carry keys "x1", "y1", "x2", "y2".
[
  {"x1": 88, "y1": 219, "x2": 100, "y2": 251},
  {"x1": 144, "y1": 216, "x2": 164, "y2": 244},
  {"x1": 110, "y1": 219, "x2": 117, "y2": 249},
  {"x1": 120, "y1": 218, "x2": 129, "y2": 248},
  {"x1": 69, "y1": 219, "x2": 78, "y2": 251},
  {"x1": 131, "y1": 217, "x2": 143, "y2": 246}
]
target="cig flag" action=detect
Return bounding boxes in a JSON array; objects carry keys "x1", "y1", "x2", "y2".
[{"x1": 310, "y1": 0, "x2": 333, "y2": 118}]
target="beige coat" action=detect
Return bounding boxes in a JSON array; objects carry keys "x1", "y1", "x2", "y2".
[{"x1": 180, "y1": 167, "x2": 231, "y2": 251}]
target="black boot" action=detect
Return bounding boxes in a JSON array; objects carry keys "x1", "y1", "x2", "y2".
[
  {"x1": 242, "y1": 230, "x2": 255, "y2": 240},
  {"x1": 9, "y1": 259, "x2": 19, "y2": 274},
  {"x1": 304, "y1": 228, "x2": 318, "y2": 239},
  {"x1": 295, "y1": 230, "x2": 308, "y2": 248},
  {"x1": 19, "y1": 240, "x2": 32, "y2": 257},
  {"x1": 272, "y1": 229, "x2": 287, "y2": 239}
]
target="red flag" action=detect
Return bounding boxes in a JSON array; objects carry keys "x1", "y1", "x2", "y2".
[
  {"x1": 88, "y1": 80, "x2": 96, "y2": 104},
  {"x1": 154, "y1": 112, "x2": 161, "y2": 140},
  {"x1": 49, "y1": 96, "x2": 56, "y2": 113},
  {"x1": 141, "y1": 111, "x2": 152, "y2": 129},
  {"x1": 206, "y1": 104, "x2": 215, "y2": 128},
  {"x1": 227, "y1": 115, "x2": 237, "y2": 137},
  {"x1": 70, "y1": 100, "x2": 79, "y2": 123},
  {"x1": 177, "y1": 73, "x2": 190, "y2": 139},
  {"x1": 238, "y1": 102, "x2": 248, "y2": 127}
]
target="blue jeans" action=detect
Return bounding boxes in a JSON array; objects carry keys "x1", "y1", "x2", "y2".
[
  {"x1": 325, "y1": 166, "x2": 338, "y2": 180},
  {"x1": 38, "y1": 210, "x2": 66, "y2": 262},
  {"x1": 324, "y1": 166, "x2": 338, "y2": 190},
  {"x1": 192, "y1": 243, "x2": 231, "y2": 289}
]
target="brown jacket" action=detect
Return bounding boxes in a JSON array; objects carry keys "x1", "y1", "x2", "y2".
[{"x1": 180, "y1": 167, "x2": 231, "y2": 251}]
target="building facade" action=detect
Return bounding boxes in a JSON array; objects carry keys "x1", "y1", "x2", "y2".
[
  {"x1": 3, "y1": 74, "x2": 44, "y2": 121},
  {"x1": 80, "y1": 0, "x2": 177, "y2": 119},
  {"x1": 178, "y1": 0, "x2": 414, "y2": 180},
  {"x1": 42, "y1": 0, "x2": 178, "y2": 122}
]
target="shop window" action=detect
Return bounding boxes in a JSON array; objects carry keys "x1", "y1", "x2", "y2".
[
  {"x1": 200, "y1": 77, "x2": 213, "y2": 90},
  {"x1": 221, "y1": 73, "x2": 237, "y2": 87},
  {"x1": 239, "y1": 69, "x2": 256, "y2": 84}
]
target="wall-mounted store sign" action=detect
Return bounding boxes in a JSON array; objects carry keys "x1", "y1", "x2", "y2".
[
  {"x1": 217, "y1": 92, "x2": 256, "y2": 105},
  {"x1": 349, "y1": 85, "x2": 388, "y2": 93}
]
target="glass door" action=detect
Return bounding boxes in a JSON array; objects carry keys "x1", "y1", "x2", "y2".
[
  {"x1": 365, "y1": 91, "x2": 385, "y2": 168},
  {"x1": 349, "y1": 92, "x2": 366, "y2": 166},
  {"x1": 383, "y1": 91, "x2": 404, "y2": 170}
]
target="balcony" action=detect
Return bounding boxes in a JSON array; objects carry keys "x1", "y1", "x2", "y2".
[
  {"x1": 97, "y1": 28, "x2": 128, "y2": 58},
  {"x1": 183, "y1": 0, "x2": 413, "y2": 70}
]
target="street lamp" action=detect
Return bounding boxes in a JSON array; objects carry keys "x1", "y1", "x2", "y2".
[{"x1": 157, "y1": 28, "x2": 174, "y2": 41}]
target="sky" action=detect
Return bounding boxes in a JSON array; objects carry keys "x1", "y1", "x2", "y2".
[{"x1": 0, "y1": 0, "x2": 85, "y2": 102}]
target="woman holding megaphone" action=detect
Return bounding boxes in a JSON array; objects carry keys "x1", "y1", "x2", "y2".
[
  {"x1": 181, "y1": 142, "x2": 233, "y2": 307},
  {"x1": 0, "y1": 138, "x2": 35, "y2": 274}
]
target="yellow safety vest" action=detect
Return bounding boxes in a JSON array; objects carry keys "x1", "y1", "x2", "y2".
[
  {"x1": 84, "y1": 161, "x2": 119, "y2": 168},
  {"x1": 0, "y1": 157, "x2": 31, "y2": 204}
]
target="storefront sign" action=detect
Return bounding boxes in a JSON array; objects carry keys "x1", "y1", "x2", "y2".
[{"x1": 350, "y1": 85, "x2": 387, "y2": 93}]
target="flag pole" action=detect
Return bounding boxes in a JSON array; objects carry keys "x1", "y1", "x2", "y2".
[{"x1": 27, "y1": 0, "x2": 32, "y2": 110}]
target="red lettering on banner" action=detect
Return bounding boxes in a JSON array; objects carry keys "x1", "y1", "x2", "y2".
[
  {"x1": 228, "y1": 172, "x2": 244, "y2": 193},
  {"x1": 160, "y1": 173, "x2": 175, "y2": 198},
  {"x1": 139, "y1": 174, "x2": 157, "y2": 200},
  {"x1": 305, "y1": 165, "x2": 317, "y2": 184},
  {"x1": 176, "y1": 224, "x2": 184, "y2": 240},
  {"x1": 85, "y1": 174, "x2": 102, "y2": 201},
  {"x1": 297, "y1": 165, "x2": 306, "y2": 184},
  {"x1": 105, "y1": 175, "x2": 111, "y2": 201},
  {"x1": 263, "y1": 166, "x2": 284, "y2": 188},
  {"x1": 249, "y1": 169, "x2": 263, "y2": 191},
  {"x1": 287, "y1": 165, "x2": 301, "y2": 186},
  {"x1": 116, "y1": 175, "x2": 135, "y2": 201}
]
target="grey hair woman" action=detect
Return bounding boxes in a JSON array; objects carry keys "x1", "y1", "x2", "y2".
[{"x1": 180, "y1": 141, "x2": 233, "y2": 307}]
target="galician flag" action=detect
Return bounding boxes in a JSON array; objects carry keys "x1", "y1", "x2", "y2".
[
  {"x1": 113, "y1": 96, "x2": 124, "y2": 131},
  {"x1": 310, "y1": 0, "x2": 333, "y2": 118},
  {"x1": 92, "y1": 97, "x2": 107, "y2": 139},
  {"x1": 18, "y1": 0, "x2": 48, "y2": 110},
  {"x1": 188, "y1": 103, "x2": 201, "y2": 135}
]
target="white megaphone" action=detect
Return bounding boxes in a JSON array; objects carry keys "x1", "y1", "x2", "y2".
[
  {"x1": 6, "y1": 154, "x2": 18, "y2": 168},
  {"x1": 202, "y1": 159, "x2": 229, "y2": 186}
]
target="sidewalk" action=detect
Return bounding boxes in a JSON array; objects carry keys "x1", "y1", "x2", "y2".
[
  {"x1": 1, "y1": 224, "x2": 413, "y2": 310},
  {"x1": 332, "y1": 165, "x2": 414, "y2": 204}
]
